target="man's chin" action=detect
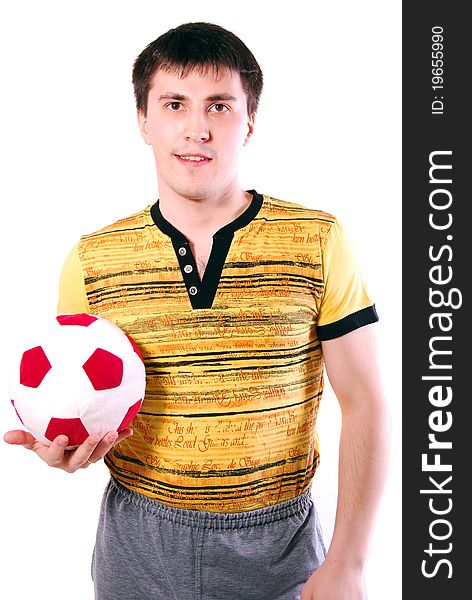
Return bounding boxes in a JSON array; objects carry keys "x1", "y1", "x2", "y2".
[{"x1": 167, "y1": 185, "x2": 217, "y2": 202}]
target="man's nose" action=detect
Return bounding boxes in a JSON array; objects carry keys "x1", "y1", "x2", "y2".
[{"x1": 184, "y1": 110, "x2": 210, "y2": 143}]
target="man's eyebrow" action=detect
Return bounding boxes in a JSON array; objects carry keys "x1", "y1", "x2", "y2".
[
  {"x1": 205, "y1": 94, "x2": 238, "y2": 103},
  {"x1": 157, "y1": 93, "x2": 238, "y2": 103},
  {"x1": 158, "y1": 93, "x2": 188, "y2": 102}
]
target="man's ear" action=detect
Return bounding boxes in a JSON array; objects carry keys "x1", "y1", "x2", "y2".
[
  {"x1": 243, "y1": 112, "x2": 256, "y2": 146},
  {"x1": 137, "y1": 109, "x2": 151, "y2": 145}
]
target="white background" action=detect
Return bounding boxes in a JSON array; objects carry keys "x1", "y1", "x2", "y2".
[{"x1": 0, "y1": 1, "x2": 401, "y2": 598}]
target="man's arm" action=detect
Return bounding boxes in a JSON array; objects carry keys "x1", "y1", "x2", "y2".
[{"x1": 301, "y1": 323, "x2": 391, "y2": 599}]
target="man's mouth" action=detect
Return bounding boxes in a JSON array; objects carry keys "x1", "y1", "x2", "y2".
[{"x1": 175, "y1": 154, "x2": 212, "y2": 163}]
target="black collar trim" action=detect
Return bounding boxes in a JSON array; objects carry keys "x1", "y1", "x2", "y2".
[
  {"x1": 150, "y1": 190, "x2": 263, "y2": 240},
  {"x1": 149, "y1": 191, "x2": 264, "y2": 309}
]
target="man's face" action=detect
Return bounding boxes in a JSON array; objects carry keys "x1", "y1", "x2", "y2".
[{"x1": 138, "y1": 67, "x2": 255, "y2": 202}]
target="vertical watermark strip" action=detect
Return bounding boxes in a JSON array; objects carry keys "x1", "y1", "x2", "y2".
[{"x1": 403, "y1": 2, "x2": 469, "y2": 596}]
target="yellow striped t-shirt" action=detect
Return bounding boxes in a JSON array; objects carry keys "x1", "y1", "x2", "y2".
[{"x1": 58, "y1": 191, "x2": 378, "y2": 512}]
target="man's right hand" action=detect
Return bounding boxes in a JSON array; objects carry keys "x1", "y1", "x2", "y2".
[{"x1": 3, "y1": 428, "x2": 133, "y2": 473}]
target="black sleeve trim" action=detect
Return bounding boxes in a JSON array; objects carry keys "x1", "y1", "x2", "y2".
[{"x1": 317, "y1": 305, "x2": 379, "y2": 341}]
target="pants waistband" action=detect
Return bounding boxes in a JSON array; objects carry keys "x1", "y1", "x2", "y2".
[{"x1": 110, "y1": 477, "x2": 313, "y2": 531}]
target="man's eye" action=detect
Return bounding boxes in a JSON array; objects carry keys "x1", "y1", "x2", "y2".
[
  {"x1": 167, "y1": 102, "x2": 182, "y2": 111},
  {"x1": 210, "y1": 104, "x2": 229, "y2": 113}
]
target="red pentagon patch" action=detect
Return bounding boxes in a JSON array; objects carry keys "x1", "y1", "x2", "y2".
[
  {"x1": 83, "y1": 348, "x2": 123, "y2": 390},
  {"x1": 56, "y1": 314, "x2": 98, "y2": 327},
  {"x1": 11, "y1": 399, "x2": 25, "y2": 426},
  {"x1": 117, "y1": 398, "x2": 143, "y2": 431},
  {"x1": 20, "y1": 346, "x2": 52, "y2": 388},
  {"x1": 45, "y1": 417, "x2": 90, "y2": 446},
  {"x1": 125, "y1": 333, "x2": 144, "y2": 361}
]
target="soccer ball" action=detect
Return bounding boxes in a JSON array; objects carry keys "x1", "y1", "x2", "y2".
[{"x1": 8, "y1": 313, "x2": 146, "y2": 449}]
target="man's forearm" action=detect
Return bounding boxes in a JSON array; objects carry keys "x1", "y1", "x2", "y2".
[{"x1": 324, "y1": 399, "x2": 390, "y2": 570}]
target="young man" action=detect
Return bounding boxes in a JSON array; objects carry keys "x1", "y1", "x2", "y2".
[{"x1": 4, "y1": 22, "x2": 390, "y2": 600}]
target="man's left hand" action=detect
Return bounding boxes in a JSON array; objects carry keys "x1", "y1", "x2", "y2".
[{"x1": 300, "y1": 560, "x2": 365, "y2": 600}]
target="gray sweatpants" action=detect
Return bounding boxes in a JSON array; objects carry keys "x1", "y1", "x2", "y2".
[{"x1": 92, "y1": 478, "x2": 326, "y2": 600}]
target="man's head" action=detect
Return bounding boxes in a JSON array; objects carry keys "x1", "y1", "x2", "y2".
[
  {"x1": 133, "y1": 23, "x2": 263, "y2": 204},
  {"x1": 132, "y1": 22, "x2": 263, "y2": 119}
]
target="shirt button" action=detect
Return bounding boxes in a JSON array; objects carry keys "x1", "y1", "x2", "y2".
[
  {"x1": 189, "y1": 286, "x2": 198, "y2": 296},
  {"x1": 184, "y1": 264, "x2": 193, "y2": 273},
  {"x1": 178, "y1": 247, "x2": 187, "y2": 256}
]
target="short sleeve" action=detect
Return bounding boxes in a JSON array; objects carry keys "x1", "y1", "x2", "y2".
[
  {"x1": 57, "y1": 244, "x2": 90, "y2": 315},
  {"x1": 317, "y1": 219, "x2": 378, "y2": 340}
]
